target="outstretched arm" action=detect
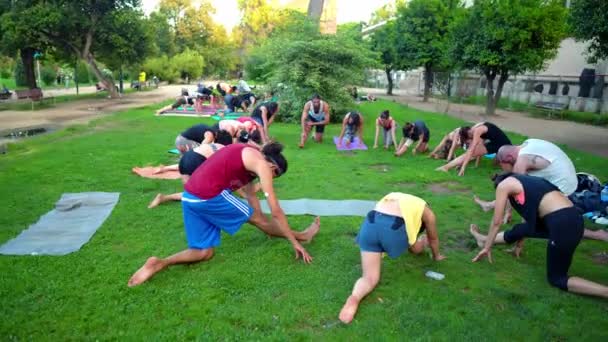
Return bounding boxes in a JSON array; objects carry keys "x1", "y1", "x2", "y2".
[
  {"x1": 357, "y1": 116, "x2": 364, "y2": 142},
  {"x1": 472, "y1": 180, "x2": 511, "y2": 263},
  {"x1": 430, "y1": 134, "x2": 448, "y2": 157},
  {"x1": 337, "y1": 114, "x2": 348, "y2": 144},
  {"x1": 421, "y1": 207, "x2": 445, "y2": 260},
  {"x1": 458, "y1": 127, "x2": 485, "y2": 176},
  {"x1": 373, "y1": 120, "x2": 380, "y2": 148},
  {"x1": 243, "y1": 150, "x2": 312, "y2": 263}
]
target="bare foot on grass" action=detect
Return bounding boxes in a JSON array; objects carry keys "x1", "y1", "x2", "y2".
[
  {"x1": 469, "y1": 224, "x2": 486, "y2": 248},
  {"x1": 339, "y1": 295, "x2": 360, "y2": 324},
  {"x1": 301, "y1": 217, "x2": 321, "y2": 243},
  {"x1": 148, "y1": 194, "x2": 163, "y2": 209},
  {"x1": 473, "y1": 195, "x2": 494, "y2": 212},
  {"x1": 128, "y1": 257, "x2": 165, "y2": 287}
]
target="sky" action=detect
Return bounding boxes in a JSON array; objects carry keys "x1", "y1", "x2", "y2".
[{"x1": 141, "y1": 0, "x2": 394, "y2": 32}]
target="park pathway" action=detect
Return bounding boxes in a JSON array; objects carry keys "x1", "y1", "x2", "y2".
[{"x1": 362, "y1": 88, "x2": 608, "y2": 157}]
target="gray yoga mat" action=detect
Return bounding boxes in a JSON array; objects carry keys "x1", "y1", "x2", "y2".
[
  {"x1": 0, "y1": 192, "x2": 120, "y2": 256},
  {"x1": 260, "y1": 199, "x2": 376, "y2": 217}
]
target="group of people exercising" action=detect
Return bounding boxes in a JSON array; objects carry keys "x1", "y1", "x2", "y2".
[{"x1": 130, "y1": 92, "x2": 608, "y2": 327}]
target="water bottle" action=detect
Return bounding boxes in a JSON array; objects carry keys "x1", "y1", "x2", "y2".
[
  {"x1": 601, "y1": 186, "x2": 608, "y2": 203},
  {"x1": 425, "y1": 270, "x2": 445, "y2": 280}
]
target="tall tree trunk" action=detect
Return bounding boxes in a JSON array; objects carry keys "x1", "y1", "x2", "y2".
[
  {"x1": 84, "y1": 52, "x2": 119, "y2": 99},
  {"x1": 484, "y1": 69, "x2": 497, "y2": 115},
  {"x1": 385, "y1": 67, "x2": 393, "y2": 95},
  {"x1": 494, "y1": 70, "x2": 509, "y2": 113},
  {"x1": 423, "y1": 63, "x2": 433, "y2": 102},
  {"x1": 20, "y1": 48, "x2": 38, "y2": 89}
]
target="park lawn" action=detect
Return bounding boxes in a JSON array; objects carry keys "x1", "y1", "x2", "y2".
[{"x1": 0, "y1": 100, "x2": 607, "y2": 340}]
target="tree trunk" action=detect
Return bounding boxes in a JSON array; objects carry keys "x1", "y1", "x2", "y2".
[
  {"x1": 385, "y1": 67, "x2": 393, "y2": 95},
  {"x1": 423, "y1": 63, "x2": 433, "y2": 102},
  {"x1": 484, "y1": 70, "x2": 497, "y2": 115},
  {"x1": 84, "y1": 52, "x2": 119, "y2": 98},
  {"x1": 20, "y1": 48, "x2": 38, "y2": 89},
  {"x1": 494, "y1": 70, "x2": 509, "y2": 112}
]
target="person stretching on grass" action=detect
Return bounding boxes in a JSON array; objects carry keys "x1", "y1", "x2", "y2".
[
  {"x1": 429, "y1": 126, "x2": 471, "y2": 161},
  {"x1": 373, "y1": 110, "x2": 398, "y2": 150},
  {"x1": 474, "y1": 139, "x2": 608, "y2": 242},
  {"x1": 436, "y1": 122, "x2": 511, "y2": 176},
  {"x1": 339, "y1": 193, "x2": 446, "y2": 324},
  {"x1": 337, "y1": 111, "x2": 364, "y2": 148},
  {"x1": 299, "y1": 94, "x2": 331, "y2": 148},
  {"x1": 174, "y1": 124, "x2": 232, "y2": 154},
  {"x1": 128, "y1": 142, "x2": 321, "y2": 287},
  {"x1": 470, "y1": 173, "x2": 608, "y2": 298},
  {"x1": 250, "y1": 101, "x2": 280, "y2": 143},
  {"x1": 395, "y1": 120, "x2": 431, "y2": 156}
]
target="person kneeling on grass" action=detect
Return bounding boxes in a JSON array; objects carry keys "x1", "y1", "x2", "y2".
[
  {"x1": 470, "y1": 173, "x2": 608, "y2": 298},
  {"x1": 156, "y1": 88, "x2": 194, "y2": 115},
  {"x1": 299, "y1": 94, "x2": 331, "y2": 148},
  {"x1": 429, "y1": 126, "x2": 471, "y2": 161},
  {"x1": 373, "y1": 110, "x2": 398, "y2": 150},
  {"x1": 395, "y1": 120, "x2": 431, "y2": 156},
  {"x1": 174, "y1": 124, "x2": 232, "y2": 154},
  {"x1": 250, "y1": 101, "x2": 280, "y2": 143},
  {"x1": 128, "y1": 143, "x2": 321, "y2": 287},
  {"x1": 337, "y1": 112, "x2": 364, "y2": 148},
  {"x1": 436, "y1": 122, "x2": 511, "y2": 176},
  {"x1": 339, "y1": 193, "x2": 446, "y2": 324}
]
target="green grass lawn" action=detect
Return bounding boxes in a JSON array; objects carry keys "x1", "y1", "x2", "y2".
[{"x1": 1, "y1": 100, "x2": 607, "y2": 340}]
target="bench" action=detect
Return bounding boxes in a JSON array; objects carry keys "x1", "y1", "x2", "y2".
[
  {"x1": 14, "y1": 88, "x2": 54, "y2": 109},
  {"x1": 534, "y1": 101, "x2": 567, "y2": 118}
]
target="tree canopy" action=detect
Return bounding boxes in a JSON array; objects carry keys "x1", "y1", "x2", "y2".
[
  {"x1": 569, "y1": 0, "x2": 608, "y2": 63},
  {"x1": 449, "y1": 0, "x2": 567, "y2": 114}
]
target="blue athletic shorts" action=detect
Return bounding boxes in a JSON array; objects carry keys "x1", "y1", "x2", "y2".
[
  {"x1": 356, "y1": 210, "x2": 409, "y2": 258},
  {"x1": 182, "y1": 190, "x2": 253, "y2": 249}
]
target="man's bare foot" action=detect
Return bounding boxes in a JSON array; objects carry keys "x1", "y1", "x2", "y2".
[
  {"x1": 128, "y1": 257, "x2": 165, "y2": 287},
  {"x1": 469, "y1": 224, "x2": 486, "y2": 248},
  {"x1": 473, "y1": 195, "x2": 494, "y2": 212},
  {"x1": 298, "y1": 143, "x2": 304, "y2": 149},
  {"x1": 148, "y1": 194, "x2": 163, "y2": 209},
  {"x1": 339, "y1": 295, "x2": 360, "y2": 324},
  {"x1": 301, "y1": 217, "x2": 321, "y2": 242},
  {"x1": 435, "y1": 166, "x2": 448, "y2": 172}
]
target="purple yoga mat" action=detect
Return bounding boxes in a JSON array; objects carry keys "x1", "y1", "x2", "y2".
[{"x1": 333, "y1": 137, "x2": 368, "y2": 151}]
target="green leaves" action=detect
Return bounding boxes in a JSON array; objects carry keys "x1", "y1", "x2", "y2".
[
  {"x1": 569, "y1": 0, "x2": 608, "y2": 63},
  {"x1": 245, "y1": 19, "x2": 376, "y2": 122}
]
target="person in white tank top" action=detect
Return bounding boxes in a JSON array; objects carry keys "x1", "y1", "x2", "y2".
[{"x1": 475, "y1": 139, "x2": 608, "y2": 242}]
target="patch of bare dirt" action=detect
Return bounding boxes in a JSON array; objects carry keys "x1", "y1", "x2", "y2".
[
  {"x1": 426, "y1": 181, "x2": 470, "y2": 194},
  {"x1": 441, "y1": 229, "x2": 478, "y2": 252},
  {"x1": 592, "y1": 252, "x2": 608, "y2": 265},
  {"x1": 369, "y1": 163, "x2": 390, "y2": 172}
]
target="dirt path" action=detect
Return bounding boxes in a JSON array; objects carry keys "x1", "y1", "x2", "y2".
[
  {"x1": 362, "y1": 88, "x2": 608, "y2": 157},
  {"x1": 0, "y1": 85, "x2": 183, "y2": 135}
]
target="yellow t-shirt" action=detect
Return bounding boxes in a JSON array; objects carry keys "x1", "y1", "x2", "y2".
[{"x1": 380, "y1": 192, "x2": 426, "y2": 245}]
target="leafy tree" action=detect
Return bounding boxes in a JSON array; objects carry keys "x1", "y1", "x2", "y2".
[
  {"x1": 148, "y1": 11, "x2": 177, "y2": 57},
  {"x1": 13, "y1": 59, "x2": 27, "y2": 88},
  {"x1": 367, "y1": 3, "x2": 400, "y2": 95},
  {"x1": 41, "y1": 65, "x2": 57, "y2": 86},
  {"x1": 246, "y1": 17, "x2": 376, "y2": 122},
  {"x1": 395, "y1": 0, "x2": 451, "y2": 102},
  {"x1": 449, "y1": 0, "x2": 566, "y2": 115},
  {"x1": 18, "y1": 0, "x2": 152, "y2": 98},
  {"x1": 172, "y1": 49, "x2": 205, "y2": 83},
  {"x1": 0, "y1": 0, "x2": 55, "y2": 89},
  {"x1": 569, "y1": 0, "x2": 608, "y2": 63},
  {"x1": 143, "y1": 55, "x2": 179, "y2": 82}
]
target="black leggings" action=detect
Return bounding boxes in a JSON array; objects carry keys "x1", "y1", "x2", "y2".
[{"x1": 503, "y1": 207, "x2": 584, "y2": 291}]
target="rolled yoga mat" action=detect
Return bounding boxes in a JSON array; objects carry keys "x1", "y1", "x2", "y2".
[
  {"x1": 0, "y1": 192, "x2": 120, "y2": 256},
  {"x1": 259, "y1": 199, "x2": 376, "y2": 217}
]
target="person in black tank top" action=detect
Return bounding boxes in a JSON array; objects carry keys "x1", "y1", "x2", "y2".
[
  {"x1": 469, "y1": 173, "x2": 608, "y2": 298},
  {"x1": 250, "y1": 101, "x2": 279, "y2": 143},
  {"x1": 436, "y1": 122, "x2": 511, "y2": 176}
]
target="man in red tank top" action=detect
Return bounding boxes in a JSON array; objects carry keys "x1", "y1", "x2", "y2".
[{"x1": 128, "y1": 143, "x2": 321, "y2": 287}]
